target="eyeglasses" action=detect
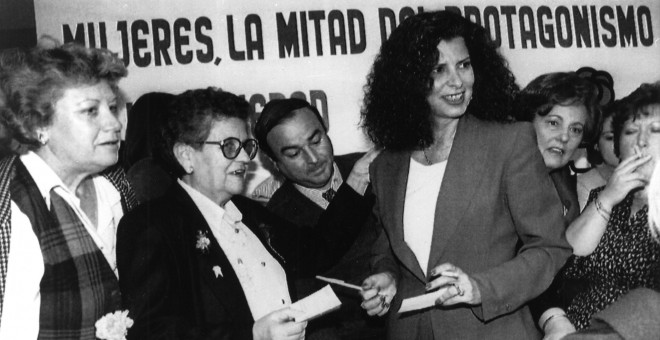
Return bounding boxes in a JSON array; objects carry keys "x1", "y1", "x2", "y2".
[{"x1": 195, "y1": 138, "x2": 259, "y2": 160}]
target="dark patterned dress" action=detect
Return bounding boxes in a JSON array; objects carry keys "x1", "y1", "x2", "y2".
[{"x1": 563, "y1": 187, "x2": 660, "y2": 329}]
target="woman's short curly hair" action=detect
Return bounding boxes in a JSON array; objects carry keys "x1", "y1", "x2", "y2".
[
  {"x1": 157, "y1": 87, "x2": 251, "y2": 178},
  {"x1": 514, "y1": 72, "x2": 600, "y2": 146},
  {"x1": 612, "y1": 81, "x2": 660, "y2": 157},
  {"x1": 361, "y1": 10, "x2": 518, "y2": 151},
  {"x1": 0, "y1": 43, "x2": 127, "y2": 150}
]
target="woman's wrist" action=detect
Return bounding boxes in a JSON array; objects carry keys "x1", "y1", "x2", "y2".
[
  {"x1": 596, "y1": 189, "x2": 617, "y2": 211},
  {"x1": 594, "y1": 196, "x2": 611, "y2": 222},
  {"x1": 538, "y1": 307, "x2": 567, "y2": 330}
]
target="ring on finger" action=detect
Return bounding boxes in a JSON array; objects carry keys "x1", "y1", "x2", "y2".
[{"x1": 452, "y1": 283, "x2": 464, "y2": 296}]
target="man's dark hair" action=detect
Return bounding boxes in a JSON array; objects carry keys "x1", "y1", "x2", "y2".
[{"x1": 255, "y1": 98, "x2": 325, "y2": 159}]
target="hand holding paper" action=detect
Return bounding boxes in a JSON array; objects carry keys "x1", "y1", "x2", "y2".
[
  {"x1": 253, "y1": 308, "x2": 306, "y2": 340},
  {"x1": 291, "y1": 285, "x2": 342, "y2": 322},
  {"x1": 426, "y1": 263, "x2": 482, "y2": 306},
  {"x1": 398, "y1": 286, "x2": 451, "y2": 313},
  {"x1": 360, "y1": 272, "x2": 397, "y2": 317}
]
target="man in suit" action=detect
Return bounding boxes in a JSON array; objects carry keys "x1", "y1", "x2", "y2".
[{"x1": 255, "y1": 98, "x2": 382, "y2": 339}]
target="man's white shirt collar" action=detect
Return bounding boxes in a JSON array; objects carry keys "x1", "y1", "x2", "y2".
[{"x1": 293, "y1": 162, "x2": 343, "y2": 209}]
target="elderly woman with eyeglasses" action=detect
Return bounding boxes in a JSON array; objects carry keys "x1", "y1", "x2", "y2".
[{"x1": 117, "y1": 88, "x2": 307, "y2": 340}]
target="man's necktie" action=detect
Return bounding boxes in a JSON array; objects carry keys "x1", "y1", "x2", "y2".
[{"x1": 322, "y1": 188, "x2": 336, "y2": 202}]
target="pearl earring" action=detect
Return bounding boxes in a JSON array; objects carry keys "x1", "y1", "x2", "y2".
[{"x1": 37, "y1": 133, "x2": 47, "y2": 145}]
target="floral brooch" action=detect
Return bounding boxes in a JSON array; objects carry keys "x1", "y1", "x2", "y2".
[
  {"x1": 95, "y1": 310, "x2": 134, "y2": 340},
  {"x1": 213, "y1": 265, "x2": 223, "y2": 278},
  {"x1": 196, "y1": 230, "x2": 211, "y2": 253}
]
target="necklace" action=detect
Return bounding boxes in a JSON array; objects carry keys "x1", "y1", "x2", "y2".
[
  {"x1": 424, "y1": 125, "x2": 457, "y2": 166},
  {"x1": 423, "y1": 149, "x2": 432, "y2": 165}
]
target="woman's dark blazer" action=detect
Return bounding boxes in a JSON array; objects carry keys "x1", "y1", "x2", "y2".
[
  {"x1": 529, "y1": 166, "x2": 583, "y2": 324},
  {"x1": 116, "y1": 183, "x2": 295, "y2": 340},
  {"x1": 369, "y1": 115, "x2": 573, "y2": 340}
]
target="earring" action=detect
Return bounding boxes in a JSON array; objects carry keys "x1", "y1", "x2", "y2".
[
  {"x1": 37, "y1": 133, "x2": 47, "y2": 145},
  {"x1": 188, "y1": 166, "x2": 194, "y2": 174}
]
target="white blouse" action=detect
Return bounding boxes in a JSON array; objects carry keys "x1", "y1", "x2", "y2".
[
  {"x1": 403, "y1": 157, "x2": 447, "y2": 276},
  {"x1": 179, "y1": 179, "x2": 291, "y2": 320}
]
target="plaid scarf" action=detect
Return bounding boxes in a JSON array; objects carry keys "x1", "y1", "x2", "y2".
[{"x1": 0, "y1": 156, "x2": 136, "y2": 338}]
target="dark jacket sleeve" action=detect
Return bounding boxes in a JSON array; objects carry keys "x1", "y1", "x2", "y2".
[
  {"x1": 235, "y1": 191, "x2": 373, "y2": 277},
  {"x1": 117, "y1": 203, "x2": 253, "y2": 340}
]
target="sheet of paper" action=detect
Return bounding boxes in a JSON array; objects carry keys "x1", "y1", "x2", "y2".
[
  {"x1": 398, "y1": 286, "x2": 450, "y2": 313},
  {"x1": 291, "y1": 285, "x2": 342, "y2": 322}
]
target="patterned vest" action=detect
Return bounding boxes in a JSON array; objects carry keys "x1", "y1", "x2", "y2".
[{"x1": 0, "y1": 156, "x2": 137, "y2": 339}]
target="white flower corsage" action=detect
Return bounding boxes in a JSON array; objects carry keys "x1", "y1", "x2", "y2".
[
  {"x1": 95, "y1": 310, "x2": 134, "y2": 340},
  {"x1": 196, "y1": 230, "x2": 211, "y2": 253}
]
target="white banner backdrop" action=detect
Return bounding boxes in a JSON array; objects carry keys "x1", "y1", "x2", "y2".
[{"x1": 34, "y1": 0, "x2": 660, "y2": 192}]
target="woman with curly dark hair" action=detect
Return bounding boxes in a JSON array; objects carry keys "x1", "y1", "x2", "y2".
[{"x1": 358, "y1": 11, "x2": 571, "y2": 339}]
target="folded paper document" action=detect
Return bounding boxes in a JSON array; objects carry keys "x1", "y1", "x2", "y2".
[
  {"x1": 291, "y1": 285, "x2": 342, "y2": 322},
  {"x1": 398, "y1": 286, "x2": 450, "y2": 313}
]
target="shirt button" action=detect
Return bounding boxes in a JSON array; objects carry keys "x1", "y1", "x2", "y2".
[
  {"x1": 237, "y1": 259, "x2": 243, "y2": 264},
  {"x1": 234, "y1": 229, "x2": 239, "y2": 234},
  {"x1": 261, "y1": 262, "x2": 266, "y2": 267},
  {"x1": 282, "y1": 299, "x2": 285, "y2": 304}
]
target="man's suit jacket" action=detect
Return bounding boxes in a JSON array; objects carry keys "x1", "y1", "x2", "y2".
[
  {"x1": 266, "y1": 153, "x2": 382, "y2": 339},
  {"x1": 117, "y1": 183, "x2": 294, "y2": 340},
  {"x1": 267, "y1": 153, "x2": 367, "y2": 231},
  {"x1": 267, "y1": 153, "x2": 376, "y2": 281},
  {"x1": 370, "y1": 115, "x2": 572, "y2": 340}
]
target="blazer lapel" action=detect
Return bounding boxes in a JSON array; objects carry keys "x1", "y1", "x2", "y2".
[
  {"x1": 426, "y1": 116, "x2": 488, "y2": 275},
  {"x1": 173, "y1": 187, "x2": 253, "y2": 321},
  {"x1": 550, "y1": 167, "x2": 579, "y2": 223},
  {"x1": 381, "y1": 151, "x2": 427, "y2": 283}
]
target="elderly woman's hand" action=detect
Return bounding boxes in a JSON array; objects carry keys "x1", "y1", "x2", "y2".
[
  {"x1": 252, "y1": 307, "x2": 307, "y2": 340},
  {"x1": 427, "y1": 263, "x2": 481, "y2": 306},
  {"x1": 599, "y1": 151, "x2": 651, "y2": 209},
  {"x1": 360, "y1": 272, "x2": 397, "y2": 316}
]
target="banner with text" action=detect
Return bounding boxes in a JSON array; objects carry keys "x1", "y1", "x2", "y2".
[{"x1": 34, "y1": 0, "x2": 660, "y2": 189}]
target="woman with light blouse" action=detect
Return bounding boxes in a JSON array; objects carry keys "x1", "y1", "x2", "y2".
[{"x1": 0, "y1": 43, "x2": 137, "y2": 339}]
